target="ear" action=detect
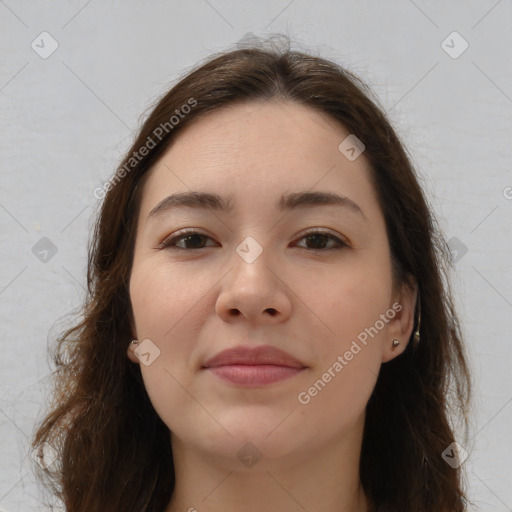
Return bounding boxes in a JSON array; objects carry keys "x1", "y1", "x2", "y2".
[
  {"x1": 127, "y1": 341, "x2": 140, "y2": 363},
  {"x1": 381, "y1": 276, "x2": 418, "y2": 363}
]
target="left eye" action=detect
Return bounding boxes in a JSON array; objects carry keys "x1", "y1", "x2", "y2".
[
  {"x1": 294, "y1": 231, "x2": 347, "y2": 250},
  {"x1": 158, "y1": 230, "x2": 347, "y2": 251}
]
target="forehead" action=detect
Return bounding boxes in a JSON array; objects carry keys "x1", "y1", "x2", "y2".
[
  {"x1": 138, "y1": 100, "x2": 379, "y2": 218},
  {"x1": 166, "y1": 100, "x2": 350, "y2": 166}
]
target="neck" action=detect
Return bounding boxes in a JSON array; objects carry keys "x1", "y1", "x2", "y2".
[{"x1": 164, "y1": 413, "x2": 370, "y2": 512}]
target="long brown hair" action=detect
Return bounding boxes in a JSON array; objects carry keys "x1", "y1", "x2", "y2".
[{"x1": 32, "y1": 37, "x2": 472, "y2": 511}]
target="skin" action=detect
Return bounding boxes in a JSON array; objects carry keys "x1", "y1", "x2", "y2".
[{"x1": 127, "y1": 100, "x2": 417, "y2": 512}]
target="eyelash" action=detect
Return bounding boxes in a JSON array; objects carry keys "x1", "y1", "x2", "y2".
[{"x1": 157, "y1": 228, "x2": 349, "y2": 252}]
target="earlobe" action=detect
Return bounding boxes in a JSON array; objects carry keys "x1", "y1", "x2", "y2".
[
  {"x1": 127, "y1": 339, "x2": 140, "y2": 363},
  {"x1": 382, "y1": 279, "x2": 418, "y2": 363}
]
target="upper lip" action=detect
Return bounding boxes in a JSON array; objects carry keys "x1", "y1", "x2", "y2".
[{"x1": 202, "y1": 345, "x2": 306, "y2": 369}]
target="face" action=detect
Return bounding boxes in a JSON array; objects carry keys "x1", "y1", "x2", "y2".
[{"x1": 128, "y1": 100, "x2": 414, "y2": 469}]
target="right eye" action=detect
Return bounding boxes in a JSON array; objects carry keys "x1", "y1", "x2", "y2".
[{"x1": 158, "y1": 229, "x2": 217, "y2": 250}]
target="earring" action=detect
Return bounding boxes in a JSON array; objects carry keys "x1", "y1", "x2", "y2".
[
  {"x1": 130, "y1": 339, "x2": 139, "y2": 345},
  {"x1": 392, "y1": 339, "x2": 400, "y2": 349}
]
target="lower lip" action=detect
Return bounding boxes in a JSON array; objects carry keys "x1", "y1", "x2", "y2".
[{"x1": 205, "y1": 365, "x2": 305, "y2": 386}]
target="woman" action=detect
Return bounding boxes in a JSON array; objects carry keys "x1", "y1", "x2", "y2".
[{"x1": 32, "y1": 38, "x2": 472, "y2": 512}]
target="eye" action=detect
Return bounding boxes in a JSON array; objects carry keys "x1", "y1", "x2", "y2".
[
  {"x1": 157, "y1": 228, "x2": 348, "y2": 251},
  {"x1": 158, "y1": 229, "x2": 217, "y2": 250},
  {"x1": 293, "y1": 229, "x2": 348, "y2": 251}
]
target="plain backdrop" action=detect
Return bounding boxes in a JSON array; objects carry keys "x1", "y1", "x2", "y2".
[{"x1": 1, "y1": 1, "x2": 511, "y2": 510}]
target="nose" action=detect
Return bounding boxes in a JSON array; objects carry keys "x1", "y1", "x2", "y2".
[{"x1": 215, "y1": 238, "x2": 293, "y2": 325}]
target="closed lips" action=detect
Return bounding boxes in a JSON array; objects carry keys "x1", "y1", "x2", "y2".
[
  {"x1": 202, "y1": 345, "x2": 307, "y2": 387},
  {"x1": 202, "y1": 345, "x2": 306, "y2": 369}
]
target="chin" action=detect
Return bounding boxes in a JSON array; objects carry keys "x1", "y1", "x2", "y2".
[{"x1": 192, "y1": 432, "x2": 306, "y2": 472}]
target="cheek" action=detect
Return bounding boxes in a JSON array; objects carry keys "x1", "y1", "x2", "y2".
[
  {"x1": 305, "y1": 260, "x2": 393, "y2": 351},
  {"x1": 129, "y1": 262, "x2": 203, "y2": 432},
  {"x1": 129, "y1": 259, "x2": 214, "y2": 395},
  {"x1": 130, "y1": 260, "x2": 203, "y2": 337},
  {"x1": 293, "y1": 272, "x2": 389, "y2": 427}
]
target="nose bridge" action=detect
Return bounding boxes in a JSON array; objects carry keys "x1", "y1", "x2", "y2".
[
  {"x1": 231, "y1": 233, "x2": 275, "y2": 291},
  {"x1": 216, "y1": 232, "x2": 291, "y2": 322}
]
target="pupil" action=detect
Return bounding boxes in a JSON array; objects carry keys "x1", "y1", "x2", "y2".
[
  {"x1": 307, "y1": 234, "x2": 327, "y2": 249},
  {"x1": 186, "y1": 234, "x2": 205, "y2": 248}
]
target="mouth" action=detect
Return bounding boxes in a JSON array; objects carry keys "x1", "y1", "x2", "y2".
[{"x1": 201, "y1": 345, "x2": 307, "y2": 387}]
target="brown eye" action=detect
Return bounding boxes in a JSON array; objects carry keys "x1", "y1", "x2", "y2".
[
  {"x1": 158, "y1": 230, "x2": 217, "y2": 250},
  {"x1": 294, "y1": 231, "x2": 348, "y2": 251}
]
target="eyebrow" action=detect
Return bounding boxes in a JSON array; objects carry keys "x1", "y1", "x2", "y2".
[{"x1": 147, "y1": 190, "x2": 367, "y2": 222}]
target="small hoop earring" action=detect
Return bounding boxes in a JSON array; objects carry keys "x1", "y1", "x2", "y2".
[
  {"x1": 130, "y1": 339, "x2": 139, "y2": 345},
  {"x1": 392, "y1": 339, "x2": 400, "y2": 349}
]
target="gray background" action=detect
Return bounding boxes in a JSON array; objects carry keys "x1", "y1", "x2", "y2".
[{"x1": 1, "y1": 1, "x2": 511, "y2": 510}]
